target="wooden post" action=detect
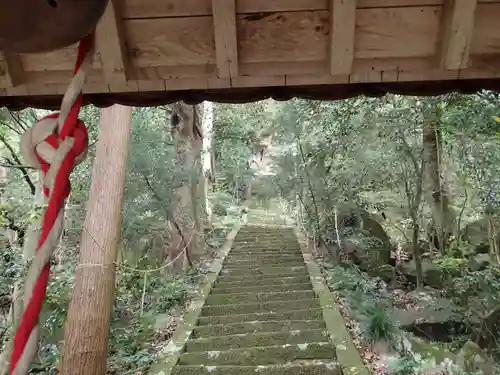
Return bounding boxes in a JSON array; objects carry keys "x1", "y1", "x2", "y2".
[{"x1": 59, "y1": 105, "x2": 132, "y2": 375}]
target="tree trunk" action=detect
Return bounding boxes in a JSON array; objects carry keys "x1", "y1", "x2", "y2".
[
  {"x1": 411, "y1": 220, "x2": 424, "y2": 289},
  {"x1": 59, "y1": 104, "x2": 132, "y2": 375},
  {"x1": 168, "y1": 103, "x2": 204, "y2": 270},
  {"x1": 201, "y1": 101, "x2": 214, "y2": 223},
  {"x1": 422, "y1": 105, "x2": 451, "y2": 253}
]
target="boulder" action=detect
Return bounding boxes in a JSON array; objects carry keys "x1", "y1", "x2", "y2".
[
  {"x1": 473, "y1": 304, "x2": 500, "y2": 350},
  {"x1": 343, "y1": 230, "x2": 391, "y2": 271},
  {"x1": 454, "y1": 340, "x2": 496, "y2": 375},
  {"x1": 402, "y1": 259, "x2": 443, "y2": 289},
  {"x1": 461, "y1": 218, "x2": 491, "y2": 254},
  {"x1": 336, "y1": 204, "x2": 391, "y2": 246},
  {"x1": 367, "y1": 264, "x2": 395, "y2": 281},
  {"x1": 468, "y1": 253, "x2": 491, "y2": 272},
  {"x1": 394, "y1": 307, "x2": 467, "y2": 342}
]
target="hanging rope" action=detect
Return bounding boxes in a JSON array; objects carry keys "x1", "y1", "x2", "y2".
[{"x1": 9, "y1": 33, "x2": 94, "y2": 375}]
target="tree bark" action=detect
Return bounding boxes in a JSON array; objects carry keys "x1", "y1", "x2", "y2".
[
  {"x1": 422, "y1": 104, "x2": 453, "y2": 253},
  {"x1": 59, "y1": 105, "x2": 132, "y2": 375},
  {"x1": 168, "y1": 103, "x2": 204, "y2": 271},
  {"x1": 201, "y1": 101, "x2": 214, "y2": 223},
  {"x1": 411, "y1": 220, "x2": 424, "y2": 289}
]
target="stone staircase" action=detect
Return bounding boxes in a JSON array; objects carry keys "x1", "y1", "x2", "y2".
[{"x1": 170, "y1": 225, "x2": 342, "y2": 375}]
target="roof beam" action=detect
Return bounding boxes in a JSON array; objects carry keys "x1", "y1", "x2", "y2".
[
  {"x1": 212, "y1": 0, "x2": 239, "y2": 79},
  {"x1": 329, "y1": 0, "x2": 357, "y2": 75},
  {"x1": 95, "y1": 0, "x2": 132, "y2": 84},
  {"x1": 1, "y1": 52, "x2": 24, "y2": 87},
  {"x1": 439, "y1": 0, "x2": 478, "y2": 70}
]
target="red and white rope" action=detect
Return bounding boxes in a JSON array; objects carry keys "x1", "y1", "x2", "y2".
[{"x1": 9, "y1": 33, "x2": 94, "y2": 375}]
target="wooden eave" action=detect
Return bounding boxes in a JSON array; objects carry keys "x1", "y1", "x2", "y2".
[{"x1": 2, "y1": 0, "x2": 500, "y2": 109}]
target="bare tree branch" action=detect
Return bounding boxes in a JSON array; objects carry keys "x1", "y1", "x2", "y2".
[{"x1": 0, "y1": 135, "x2": 35, "y2": 195}]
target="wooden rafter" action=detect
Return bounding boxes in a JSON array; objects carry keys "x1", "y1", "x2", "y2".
[
  {"x1": 95, "y1": 0, "x2": 132, "y2": 84},
  {"x1": 211, "y1": 0, "x2": 239, "y2": 79},
  {"x1": 439, "y1": 0, "x2": 479, "y2": 70},
  {"x1": 1, "y1": 52, "x2": 23, "y2": 87},
  {"x1": 329, "y1": 0, "x2": 357, "y2": 75}
]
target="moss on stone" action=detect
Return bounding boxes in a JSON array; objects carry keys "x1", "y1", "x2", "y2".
[
  {"x1": 186, "y1": 329, "x2": 329, "y2": 352},
  {"x1": 193, "y1": 320, "x2": 326, "y2": 339},
  {"x1": 211, "y1": 282, "x2": 312, "y2": 295},
  {"x1": 197, "y1": 308, "x2": 324, "y2": 326},
  {"x1": 172, "y1": 362, "x2": 341, "y2": 375},
  {"x1": 206, "y1": 291, "x2": 315, "y2": 306},
  {"x1": 201, "y1": 298, "x2": 319, "y2": 317},
  {"x1": 179, "y1": 342, "x2": 336, "y2": 365},
  {"x1": 215, "y1": 275, "x2": 310, "y2": 287}
]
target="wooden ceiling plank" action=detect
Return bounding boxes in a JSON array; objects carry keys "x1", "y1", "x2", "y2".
[
  {"x1": 329, "y1": 0, "x2": 357, "y2": 75},
  {"x1": 212, "y1": 0, "x2": 239, "y2": 78},
  {"x1": 440, "y1": 0, "x2": 479, "y2": 70},
  {"x1": 1, "y1": 52, "x2": 24, "y2": 87},
  {"x1": 95, "y1": 0, "x2": 132, "y2": 84}
]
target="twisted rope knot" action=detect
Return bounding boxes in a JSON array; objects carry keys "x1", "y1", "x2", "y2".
[{"x1": 20, "y1": 113, "x2": 88, "y2": 195}]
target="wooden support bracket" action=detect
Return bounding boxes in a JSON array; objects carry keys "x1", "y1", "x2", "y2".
[
  {"x1": 439, "y1": 0, "x2": 478, "y2": 70},
  {"x1": 1, "y1": 52, "x2": 24, "y2": 87},
  {"x1": 95, "y1": 0, "x2": 132, "y2": 84},
  {"x1": 212, "y1": 0, "x2": 239, "y2": 79},
  {"x1": 329, "y1": 0, "x2": 357, "y2": 75}
]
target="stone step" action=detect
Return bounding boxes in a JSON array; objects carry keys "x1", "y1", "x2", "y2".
[
  {"x1": 210, "y1": 282, "x2": 312, "y2": 295},
  {"x1": 178, "y1": 342, "x2": 335, "y2": 365},
  {"x1": 192, "y1": 320, "x2": 326, "y2": 338},
  {"x1": 201, "y1": 299, "x2": 320, "y2": 317},
  {"x1": 172, "y1": 362, "x2": 340, "y2": 375},
  {"x1": 206, "y1": 290, "x2": 315, "y2": 306},
  {"x1": 185, "y1": 328, "x2": 328, "y2": 352},
  {"x1": 224, "y1": 258, "x2": 304, "y2": 265},
  {"x1": 223, "y1": 263, "x2": 307, "y2": 271},
  {"x1": 231, "y1": 243, "x2": 300, "y2": 247},
  {"x1": 228, "y1": 250, "x2": 302, "y2": 256},
  {"x1": 219, "y1": 267, "x2": 307, "y2": 277},
  {"x1": 224, "y1": 256, "x2": 303, "y2": 264},
  {"x1": 233, "y1": 238, "x2": 298, "y2": 243},
  {"x1": 197, "y1": 308, "x2": 324, "y2": 326},
  {"x1": 216, "y1": 275, "x2": 310, "y2": 287},
  {"x1": 227, "y1": 249, "x2": 302, "y2": 255}
]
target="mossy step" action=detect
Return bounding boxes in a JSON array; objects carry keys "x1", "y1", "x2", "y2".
[
  {"x1": 211, "y1": 282, "x2": 312, "y2": 295},
  {"x1": 216, "y1": 275, "x2": 310, "y2": 286},
  {"x1": 197, "y1": 308, "x2": 324, "y2": 326},
  {"x1": 185, "y1": 328, "x2": 329, "y2": 352},
  {"x1": 233, "y1": 238, "x2": 298, "y2": 243},
  {"x1": 193, "y1": 319, "x2": 326, "y2": 338},
  {"x1": 179, "y1": 342, "x2": 335, "y2": 365},
  {"x1": 225, "y1": 257, "x2": 304, "y2": 264},
  {"x1": 219, "y1": 267, "x2": 307, "y2": 277},
  {"x1": 227, "y1": 251, "x2": 302, "y2": 256},
  {"x1": 222, "y1": 266, "x2": 307, "y2": 273},
  {"x1": 225, "y1": 256, "x2": 303, "y2": 264},
  {"x1": 233, "y1": 242, "x2": 300, "y2": 250},
  {"x1": 172, "y1": 362, "x2": 340, "y2": 375},
  {"x1": 206, "y1": 291, "x2": 315, "y2": 306},
  {"x1": 228, "y1": 251, "x2": 302, "y2": 256},
  {"x1": 201, "y1": 298, "x2": 320, "y2": 316}
]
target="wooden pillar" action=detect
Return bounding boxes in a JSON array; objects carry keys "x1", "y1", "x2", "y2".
[{"x1": 59, "y1": 105, "x2": 132, "y2": 375}]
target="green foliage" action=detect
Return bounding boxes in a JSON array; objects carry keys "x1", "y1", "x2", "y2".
[
  {"x1": 358, "y1": 299, "x2": 397, "y2": 346},
  {"x1": 435, "y1": 254, "x2": 467, "y2": 276},
  {"x1": 327, "y1": 266, "x2": 382, "y2": 299},
  {"x1": 448, "y1": 267, "x2": 500, "y2": 315},
  {"x1": 386, "y1": 351, "x2": 422, "y2": 375}
]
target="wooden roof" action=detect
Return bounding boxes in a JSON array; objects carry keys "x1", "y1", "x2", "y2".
[{"x1": 2, "y1": 0, "x2": 500, "y2": 109}]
